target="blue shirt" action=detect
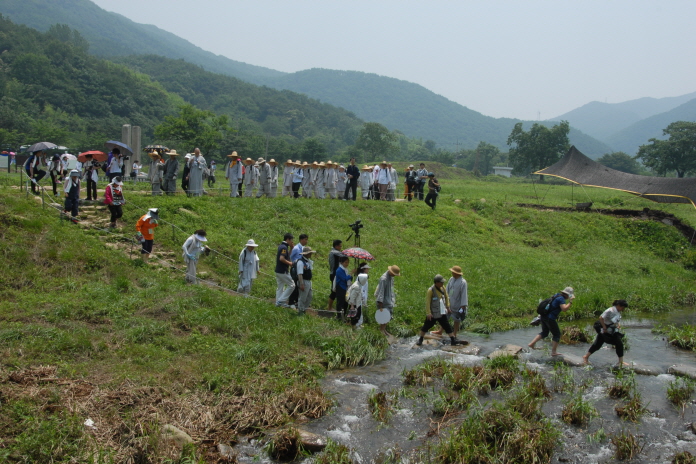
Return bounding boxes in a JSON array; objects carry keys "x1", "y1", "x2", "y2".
[
  {"x1": 547, "y1": 294, "x2": 567, "y2": 320},
  {"x1": 335, "y1": 266, "x2": 352, "y2": 291},
  {"x1": 290, "y1": 243, "x2": 304, "y2": 263}
]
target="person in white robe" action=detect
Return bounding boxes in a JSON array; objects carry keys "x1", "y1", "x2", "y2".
[{"x1": 238, "y1": 239, "x2": 260, "y2": 294}]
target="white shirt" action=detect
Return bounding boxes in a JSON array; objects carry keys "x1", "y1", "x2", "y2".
[{"x1": 600, "y1": 306, "x2": 621, "y2": 334}]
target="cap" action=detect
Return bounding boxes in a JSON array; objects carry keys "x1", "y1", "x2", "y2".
[
  {"x1": 434, "y1": 274, "x2": 445, "y2": 283},
  {"x1": 428, "y1": 172, "x2": 435, "y2": 177}
]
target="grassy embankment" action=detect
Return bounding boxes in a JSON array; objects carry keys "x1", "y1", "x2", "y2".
[{"x1": 1, "y1": 170, "x2": 695, "y2": 462}]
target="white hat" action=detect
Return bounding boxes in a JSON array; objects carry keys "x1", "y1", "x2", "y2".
[
  {"x1": 357, "y1": 273, "x2": 369, "y2": 286},
  {"x1": 195, "y1": 234, "x2": 207, "y2": 242},
  {"x1": 245, "y1": 239, "x2": 259, "y2": 248},
  {"x1": 69, "y1": 169, "x2": 80, "y2": 176}
]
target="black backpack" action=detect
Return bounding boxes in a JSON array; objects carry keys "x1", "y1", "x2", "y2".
[
  {"x1": 290, "y1": 259, "x2": 300, "y2": 281},
  {"x1": 536, "y1": 294, "x2": 559, "y2": 316}
]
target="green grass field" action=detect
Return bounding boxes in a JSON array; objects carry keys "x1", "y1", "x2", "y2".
[{"x1": 1, "y1": 169, "x2": 695, "y2": 462}]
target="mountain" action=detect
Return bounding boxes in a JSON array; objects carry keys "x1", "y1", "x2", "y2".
[
  {"x1": 263, "y1": 68, "x2": 613, "y2": 157},
  {"x1": 604, "y1": 98, "x2": 696, "y2": 155},
  {"x1": 549, "y1": 92, "x2": 696, "y2": 141},
  {"x1": 0, "y1": 0, "x2": 284, "y2": 83}
]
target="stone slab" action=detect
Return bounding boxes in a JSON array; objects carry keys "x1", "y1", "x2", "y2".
[
  {"x1": 411, "y1": 339, "x2": 441, "y2": 349},
  {"x1": 441, "y1": 344, "x2": 481, "y2": 355},
  {"x1": 298, "y1": 429, "x2": 327, "y2": 452},
  {"x1": 611, "y1": 363, "x2": 661, "y2": 376},
  {"x1": 488, "y1": 344, "x2": 524, "y2": 359},
  {"x1": 559, "y1": 354, "x2": 586, "y2": 367},
  {"x1": 668, "y1": 364, "x2": 696, "y2": 380}
]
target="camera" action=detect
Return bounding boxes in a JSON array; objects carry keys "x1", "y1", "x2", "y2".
[
  {"x1": 349, "y1": 220, "x2": 363, "y2": 235},
  {"x1": 123, "y1": 156, "x2": 130, "y2": 161}
]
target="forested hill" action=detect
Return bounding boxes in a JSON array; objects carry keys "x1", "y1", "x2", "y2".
[
  {"x1": 113, "y1": 55, "x2": 363, "y2": 154},
  {"x1": 264, "y1": 68, "x2": 613, "y2": 157},
  {"x1": 0, "y1": 17, "x2": 177, "y2": 149},
  {"x1": 0, "y1": 17, "x2": 363, "y2": 157},
  {"x1": 0, "y1": 0, "x2": 283, "y2": 83}
]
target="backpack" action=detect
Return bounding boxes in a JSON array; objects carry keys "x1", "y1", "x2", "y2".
[
  {"x1": 290, "y1": 259, "x2": 300, "y2": 281},
  {"x1": 536, "y1": 294, "x2": 559, "y2": 316}
]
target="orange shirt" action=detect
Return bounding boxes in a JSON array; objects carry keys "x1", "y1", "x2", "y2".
[{"x1": 136, "y1": 215, "x2": 158, "y2": 240}]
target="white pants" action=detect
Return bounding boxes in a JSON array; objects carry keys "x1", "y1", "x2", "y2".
[
  {"x1": 244, "y1": 183, "x2": 254, "y2": 197},
  {"x1": 229, "y1": 181, "x2": 240, "y2": 197},
  {"x1": 270, "y1": 184, "x2": 278, "y2": 198},
  {"x1": 256, "y1": 183, "x2": 271, "y2": 198},
  {"x1": 275, "y1": 272, "x2": 295, "y2": 305},
  {"x1": 298, "y1": 280, "x2": 313, "y2": 313},
  {"x1": 237, "y1": 274, "x2": 254, "y2": 294},
  {"x1": 282, "y1": 184, "x2": 293, "y2": 197},
  {"x1": 326, "y1": 187, "x2": 336, "y2": 199},
  {"x1": 185, "y1": 258, "x2": 198, "y2": 284}
]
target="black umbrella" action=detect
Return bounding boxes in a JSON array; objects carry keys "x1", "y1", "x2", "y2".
[
  {"x1": 144, "y1": 145, "x2": 169, "y2": 152},
  {"x1": 105, "y1": 140, "x2": 134, "y2": 155},
  {"x1": 26, "y1": 142, "x2": 57, "y2": 153}
]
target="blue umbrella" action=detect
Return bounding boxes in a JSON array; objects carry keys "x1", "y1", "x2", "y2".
[{"x1": 105, "y1": 140, "x2": 134, "y2": 155}]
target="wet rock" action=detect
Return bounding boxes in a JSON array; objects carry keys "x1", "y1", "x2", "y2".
[
  {"x1": 217, "y1": 443, "x2": 235, "y2": 459},
  {"x1": 412, "y1": 339, "x2": 440, "y2": 348},
  {"x1": 488, "y1": 344, "x2": 523, "y2": 359},
  {"x1": 160, "y1": 424, "x2": 193, "y2": 447},
  {"x1": 387, "y1": 334, "x2": 398, "y2": 345},
  {"x1": 559, "y1": 354, "x2": 586, "y2": 367},
  {"x1": 691, "y1": 422, "x2": 696, "y2": 434},
  {"x1": 611, "y1": 363, "x2": 661, "y2": 376},
  {"x1": 298, "y1": 429, "x2": 327, "y2": 452},
  {"x1": 340, "y1": 376, "x2": 368, "y2": 384},
  {"x1": 424, "y1": 333, "x2": 443, "y2": 340},
  {"x1": 441, "y1": 344, "x2": 481, "y2": 355},
  {"x1": 669, "y1": 364, "x2": 696, "y2": 380}
]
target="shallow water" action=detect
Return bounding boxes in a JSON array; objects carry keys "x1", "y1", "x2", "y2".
[{"x1": 240, "y1": 312, "x2": 696, "y2": 463}]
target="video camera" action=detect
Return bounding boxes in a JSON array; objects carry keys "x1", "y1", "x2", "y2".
[{"x1": 348, "y1": 220, "x2": 363, "y2": 239}]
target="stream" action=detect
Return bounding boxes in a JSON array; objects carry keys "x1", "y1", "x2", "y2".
[{"x1": 236, "y1": 312, "x2": 696, "y2": 463}]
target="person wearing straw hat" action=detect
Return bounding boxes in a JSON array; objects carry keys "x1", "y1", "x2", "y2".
[
  {"x1": 63, "y1": 169, "x2": 82, "y2": 222},
  {"x1": 256, "y1": 157, "x2": 272, "y2": 198},
  {"x1": 360, "y1": 165, "x2": 372, "y2": 200},
  {"x1": 375, "y1": 265, "x2": 400, "y2": 336},
  {"x1": 135, "y1": 208, "x2": 160, "y2": 263},
  {"x1": 302, "y1": 161, "x2": 312, "y2": 198},
  {"x1": 326, "y1": 161, "x2": 339, "y2": 199},
  {"x1": 282, "y1": 159, "x2": 294, "y2": 197},
  {"x1": 224, "y1": 152, "x2": 242, "y2": 198},
  {"x1": 269, "y1": 159, "x2": 279, "y2": 198},
  {"x1": 291, "y1": 160, "x2": 304, "y2": 198},
  {"x1": 182, "y1": 229, "x2": 210, "y2": 284},
  {"x1": 163, "y1": 150, "x2": 180, "y2": 195},
  {"x1": 238, "y1": 239, "x2": 260, "y2": 294},
  {"x1": 377, "y1": 160, "x2": 391, "y2": 200},
  {"x1": 415, "y1": 275, "x2": 465, "y2": 347},
  {"x1": 307, "y1": 161, "x2": 319, "y2": 199},
  {"x1": 104, "y1": 176, "x2": 126, "y2": 228},
  {"x1": 296, "y1": 246, "x2": 317, "y2": 314},
  {"x1": 243, "y1": 158, "x2": 256, "y2": 197},
  {"x1": 432, "y1": 265, "x2": 468, "y2": 337},
  {"x1": 148, "y1": 150, "x2": 165, "y2": 196}
]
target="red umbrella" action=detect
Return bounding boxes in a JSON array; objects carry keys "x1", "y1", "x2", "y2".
[
  {"x1": 342, "y1": 247, "x2": 375, "y2": 261},
  {"x1": 78, "y1": 150, "x2": 107, "y2": 162}
]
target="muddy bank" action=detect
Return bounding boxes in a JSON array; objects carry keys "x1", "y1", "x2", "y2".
[{"x1": 518, "y1": 204, "x2": 696, "y2": 243}]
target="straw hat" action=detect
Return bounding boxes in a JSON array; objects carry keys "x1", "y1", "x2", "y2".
[
  {"x1": 449, "y1": 265, "x2": 463, "y2": 275},
  {"x1": 318, "y1": 162, "x2": 326, "y2": 167},
  {"x1": 326, "y1": 160, "x2": 334, "y2": 167},
  {"x1": 361, "y1": 165, "x2": 371, "y2": 171},
  {"x1": 380, "y1": 160, "x2": 388, "y2": 166},
  {"x1": 388, "y1": 265, "x2": 401, "y2": 276},
  {"x1": 302, "y1": 161, "x2": 309, "y2": 167},
  {"x1": 245, "y1": 239, "x2": 259, "y2": 248},
  {"x1": 257, "y1": 157, "x2": 265, "y2": 164},
  {"x1": 285, "y1": 159, "x2": 293, "y2": 165},
  {"x1": 269, "y1": 159, "x2": 277, "y2": 165},
  {"x1": 245, "y1": 157, "x2": 254, "y2": 165},
  {"x1": 312, "y1": 161, "x2": 318, "y2": 167},
  {"x1": 166, "y1": 149, "x2": 179, "y2": 156},
  {"x1": 294, "y1": 160, "x2": 302, "y2": 166},
  {"x1": 226, "y1": 151, "x2": 238, "y2": 158}
]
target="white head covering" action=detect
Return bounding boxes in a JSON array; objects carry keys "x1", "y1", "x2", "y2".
[
  {"x1": 195, "y1": 234, "x2": 207, "y2": 242},
  {"x1": 245, "y1": 239, "x2": 259, "y2": 248},
  {"x1": 357, "y1": 273, "x2": 369, "y2": 286}
]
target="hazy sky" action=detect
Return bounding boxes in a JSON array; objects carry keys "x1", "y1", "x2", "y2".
[{"x1": 92, "y1": 0, "x2": 696, "y2": 120}]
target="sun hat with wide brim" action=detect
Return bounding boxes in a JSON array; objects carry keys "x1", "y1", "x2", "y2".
[
  {"x1": 301, "y1": 246, "x2": 317, "y2": 256},
  {"x1": 361, "y1": 165, "x2": 371, "y2": 171},
  {"x1": 318, "y1": 162, "x2": 326, "y2": 167},
  {"x1": 268, "y1": 159, "x2": 277, "y2": 164},
  {"x1": 245, "y1": 239, "x2": 259, "y2": 248},
  {"x1": 380, "y1": 160, "x2": 388, "y2": 166},
  {"x1": 302, "y1": 161, "x2": 309, "y2": 167},
  {"x1": 226, "y1": 151, "x2": 238, "y2": 158},
  {"x1": 388, "y1": 265, "x2": 401, "y2": 276},
  {"x1": 449, "y1": 265, "x2": 463, "y2": 275},
  {"x1": 166, "y1": 150, "x2": 180, "y2": 156},
  {"x1": 257, "y1": 157, "x2": 265, "y2": 164},
  {"x1": 195, "y1": 234, "x2": 208, "y2": 242},
  {"x1": 285, "y1": 159, "x2": 293, "y2": 165},
  {"x1": 561, "y1": 286, "x2": 574, "y2": 298},
  {"x1": 326, "y1": 160, "x2": 334, "y2": 166}
]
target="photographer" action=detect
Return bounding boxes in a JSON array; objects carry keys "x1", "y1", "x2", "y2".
[
  {"x1": 107, "y1": 148, "x2": 124, "y2": 182},
  {"x1": 582, "y1": 300, "x2": 630, "y2": 366}
]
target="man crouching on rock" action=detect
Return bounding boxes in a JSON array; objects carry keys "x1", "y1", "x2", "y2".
[{"x1": 416, "y1": 274, "x2": 464, "y2": 347}]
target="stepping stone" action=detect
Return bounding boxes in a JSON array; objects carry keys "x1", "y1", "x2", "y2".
[
  {"x1": 441, "y1": 344, "x2": 481, "y2": 355},
  {"x1": 557, "y1": 354, "x2": 586, "y2": 367},
  {"x1": 611, "y1": 363, "x2": 661, "y2": 376},
  {"x1": 488, "y1": 344, "x2": 524, "y2": 359},
  {"x1": 668, "y1": 364, "x2": 696, "y2": 380},
  {"x1": 424, "y1": 333, "x2": 443, "y2": 340},
  {"x1": 411, "y1": 339, "x2": 440, "y2": 349},
  {"x1": 297, "y1": 429, "x2": 327, "y2": 452}
]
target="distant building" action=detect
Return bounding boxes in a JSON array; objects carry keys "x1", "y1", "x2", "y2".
[{"x1": 493, "y1": 166, "x2": 513, "y2": 177}]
